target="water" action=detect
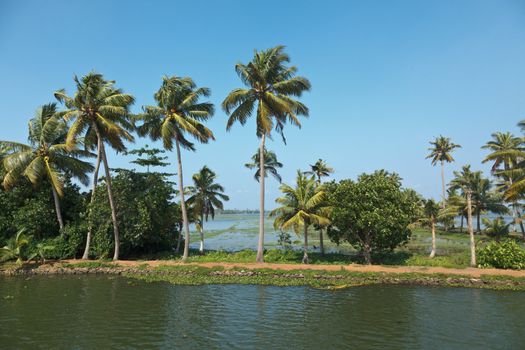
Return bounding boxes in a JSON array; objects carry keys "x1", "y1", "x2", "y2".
[{"x1": 1, "y1": 276, "x2": 525, "y2": 349}]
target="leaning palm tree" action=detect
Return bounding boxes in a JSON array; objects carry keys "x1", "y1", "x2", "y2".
[
  {"x1": 244, "y1": 148, "x2": 283, "y2": 183},
  {"x1": 54, "y1": 72, "x2": 135, "y2": 260},
  {"x1": 1, "y1": 103, "x2": 93, "y2": 230},
  {"x1": 136, "y1": 76, "x2": 214, "y2": 261},
  {"x1": 187, "y1": 166, "x2": 229, "y2": 254},
  {"x1": 427, "y1": 136, "x2": 461, "y2": 203},
  {"x1": 450, "y1": 165, "x2": 478, "y2": 267},
  {"x1": 270, "y1": 171, "x2": 330, "y2": 264},
  {"x1": 304, "y1": 159, "x2": 334, "y2": 255},
  {"x1": 223, "y1": 45, "x2": 311, "y2": 262}
]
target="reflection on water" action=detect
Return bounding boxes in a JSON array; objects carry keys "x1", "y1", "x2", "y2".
[{"x1": 1, "y1": 276, "x2": 525, "y2": 349}]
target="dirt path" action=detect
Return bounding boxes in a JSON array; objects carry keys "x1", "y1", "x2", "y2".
[{"x1": 65, "y1": 260, "x2": 525, "y2": 278}]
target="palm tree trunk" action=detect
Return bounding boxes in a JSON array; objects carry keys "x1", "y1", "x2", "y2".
[
  {"x1": 466, "y1": 191, "x2": 476, "y2": 267},
  {"x1": 460, "y1": 215, "x2": 464, "y2": 233},
  {"x1": 429, "y1": 217, "x2": 436, "y2": 258},
  {"x1": 476, "y1": 211, "x2": 481, "y2": 234},
  {"x1": 100, "y1": 143, "x2": 120, "y2": 261},
  {"x1": 517, "y1": 209, "x2": 525, "y2": 238},
  {"x1": 176, "y1": 140, "x2": 191, "y2": 261},
  {"x1": 92, "y1": 124, "x2": 120, "y2": 261},
  {"x1": 82, "y1": 142, "x2": 101, "y2": 260},
  {"x1": 256, "y1": 134, "x2": 266, "y2": 263},
  {"x1": 51, "y1": 186, "x2": 64, "y2": 231},
  {"x1": 440, "y1": 160, "x2": 446, "y2": 207},
  {"x1": 199, "y1": 214, "x2": 204, "y2": 254},
  {"x1": 175, "y1": 223, "x2": 183, "y2": 253},
  {"x1": 302, "y1": 224, "x2": 309, "y2": 264},
  {"x1": 319, "y1": 229, "x2": 324, "y2": 256}
]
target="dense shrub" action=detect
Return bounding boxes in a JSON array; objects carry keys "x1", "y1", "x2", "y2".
[
  {"x1": 89, "y1": 170, "x2": 180, "y2": 258},
  {"x1": 478, "y1": 240, "x2": 525, "y2": 270},
  {"x1": 0, "y1": 177, "x2": 86, "y2": 245}
]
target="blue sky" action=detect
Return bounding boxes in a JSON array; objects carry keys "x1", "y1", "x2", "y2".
[{"x1": 1, "y1": 0, "x2": 524, "y2": 209}]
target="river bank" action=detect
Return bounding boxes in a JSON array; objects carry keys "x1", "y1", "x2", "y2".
[{"x1": 2, "y1": 260, "x2": 525, "y2": 291}]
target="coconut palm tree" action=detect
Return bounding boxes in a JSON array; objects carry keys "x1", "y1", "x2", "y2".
[
  {"x1": 54, "y1": 72, "x2": 135, "y2": 260},
  {"x1": 304, "y1": 159, "x2": 334, "y2": 182},
  {"x1": 304, "y1": 159, "x2": 334, "y2": 255},
  {"x1": 1, "y1": 103, "x2": 93, "y2": 230},
  {"x1": 427, "y1": 136, "x2": 461, "y2": 204},
  {"x1": 223, "y1": 45, "x2": 311, "y2": 262},
  {"x1": 421, "y1": 199, "x2": 441, "y2": 258},
  {"x1": 420, "y1": 199, "x2": 458, "y2": 258},
  {"x1": 482, "y1": 217, "x2": 510, "y2": 242},
  {"x1": 187, "y1": 166, "x2": 229, "y2": 254},
  {"x1": 471, "y1": 175, "x2": 508, "y2": 233},
  {"x1": 270, "y1": 171, "x2": 330, "y2": 264},
  {"x1": 136, "y1": 76, "x2": 214, "y2": 261},
  {"x1": 482, "y1": 132, "x2": 525, "y2": 233},
  {"x1": 244, "y1": 148, "x2": 283, "y2": 183},
  {"x1": 450, "y1": 165, "x2": 478, "y2": 267}
]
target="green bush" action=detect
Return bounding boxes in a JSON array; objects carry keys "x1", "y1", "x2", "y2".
[
  {"x1": 478, "y1": 240, "x2": 525, "y2": 270},
  {"x1": 89, "y1": 170, "x2": 179, "y2": 258}
]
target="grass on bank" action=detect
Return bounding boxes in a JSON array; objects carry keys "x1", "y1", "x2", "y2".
[{"x1": 123, "y1": 265, "x2": 525, "y2": 291}]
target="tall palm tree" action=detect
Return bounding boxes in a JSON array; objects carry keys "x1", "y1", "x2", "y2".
[
  {"x1": 450, "y1": 165, "x2": 478, "y2": 267},
  {"x1": 304, "y1": 159, "x2": 334, "y2": 255},
  {"x1": 244, "y1": 148, "x2": 283, "y2": 183},
  {"x1": 270, "y1": 171, "x2": 330, "y2": 264},
  {"x1": 136, "y1": 76, "x2": 214, "y2": 261},
  {"x1": 223, "y1": 45, "x2": 311, "y2": 262},
  {"x1": 427, "y1": 136, "x2": 461, "y2": 204},
  {"x1": 482, "y1": 132, "x2": 525, "y2": 234},
  {"x1": 187, "y1": 166, "x2": 229, "y2": 254},
  {"x1": 54, "y1": 72, "x2": 135, "y2": 260},
  {"x1": 1, "y1": 103, "x2": 93, "y2": 230}
]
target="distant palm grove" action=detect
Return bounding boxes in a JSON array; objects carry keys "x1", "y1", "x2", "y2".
[{"x1": 2, "y1": 45, "x2": 525, "y2": 269}]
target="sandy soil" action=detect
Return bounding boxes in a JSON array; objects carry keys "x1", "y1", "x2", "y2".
[{"x1": 64, "y1": 259, "x2": 525, "y2": 278}]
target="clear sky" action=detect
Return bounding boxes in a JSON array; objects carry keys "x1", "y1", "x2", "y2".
[{"x1": 1, "y1": 0, "x2": 525, "y2": 209}]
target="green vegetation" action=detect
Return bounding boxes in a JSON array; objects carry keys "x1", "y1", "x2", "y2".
[
  {"x1": 1, "y1": 45, "x2": 525, "y2": 273},
  {"x1": 124, "y1": 266, "x2": 525, "y2": 291},
  {"x1": 478, "y1": 240, "x2": 525, "y2": 270},
  {"x1": 326, "y1": 171, "x2": 419, "y2": 264}
]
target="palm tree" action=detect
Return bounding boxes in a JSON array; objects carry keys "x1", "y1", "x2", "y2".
[
  {"x1": 187, "y1": 166, "x2": 229, "y2": 254},
  {"x1": 136, "y1": 76, "x2": 214, "y2": 261},
  {"x1": 450, "y1": 165, "x2": 478, "y2": 267},
  {"x1": 421, "y1": 199, "x2": 441, "y2": 258},
  {"x1": 1, "y1": 104, "x2": 93, "y2": 230},
  {"x1": 420, "y1": 199, "x2": 458, "y2": 257},
  {"x1": 223, "y1": 45, "x2": 311, "y2": 262},
  {"x1": 244, "y1": 148, "x2": 283, "y2": 183},
  {"x1": 304, "y1": 159, "x2": 334, "y2": 255},
  {"x1": 471, "y1": 175, "x2": 508, "y2": 233},
  {"x1": 482, "y1": 132, "x2": 525, "y2": 234},
  {"x1": 270, "y1": 171, "x2": 330, "y2": 264},
  {"x1": 482, "y1": 217, "x2": 510, "y2": 242},
  {"x1": 427, "y1": 136, "x2": 461, "y2": 204},
  {"x1": 54, "y1": 72, "x2": 135, "y2": 260}
]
